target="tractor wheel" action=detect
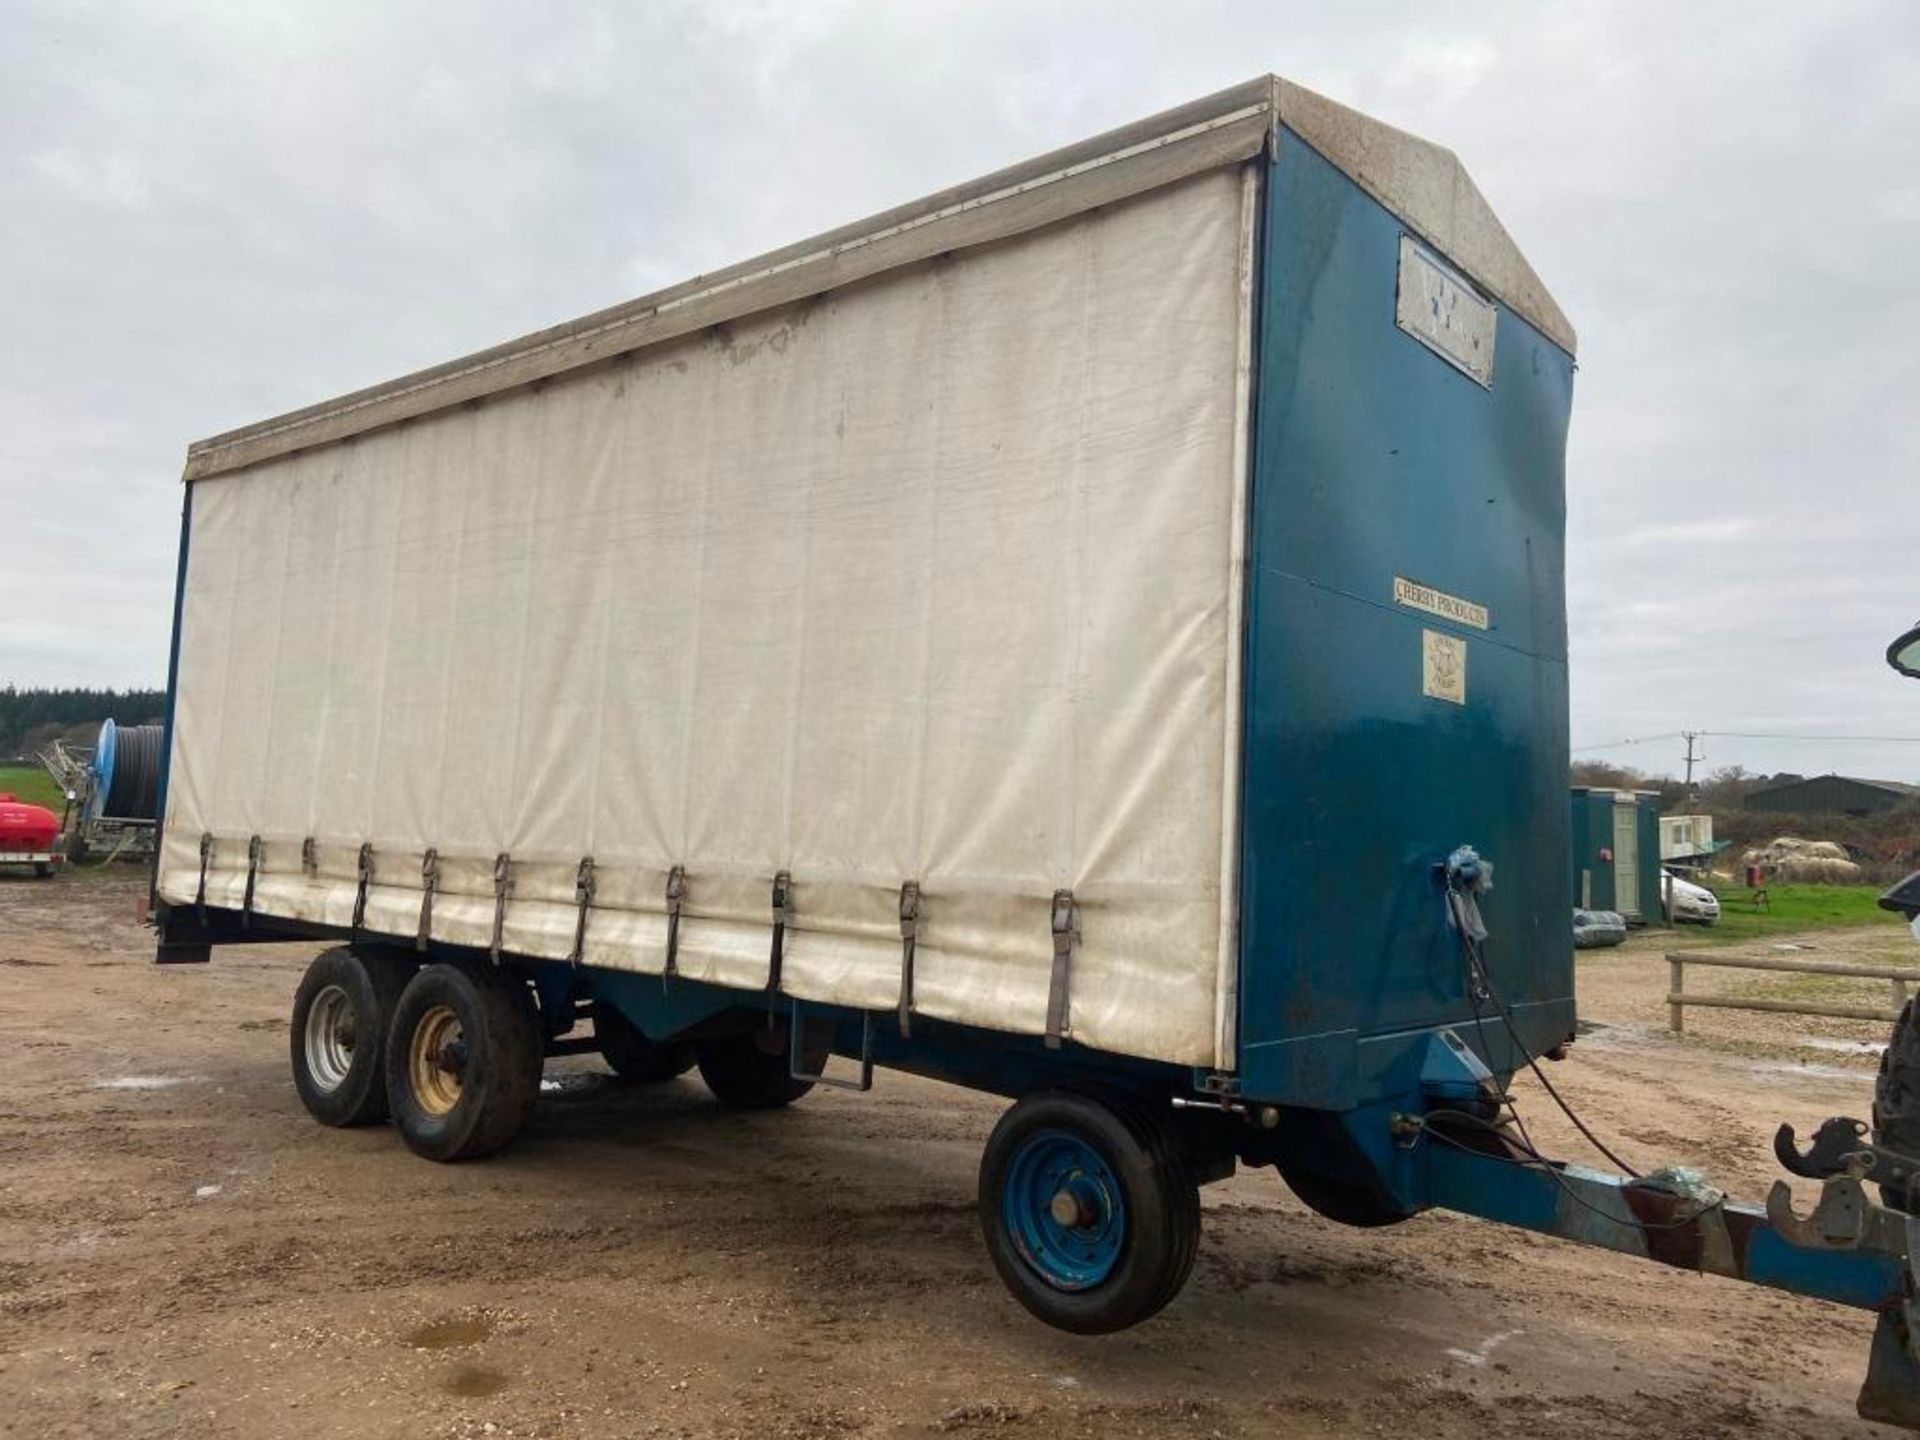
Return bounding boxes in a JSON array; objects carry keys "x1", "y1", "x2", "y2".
[
  {"x1": 978, "y1": 1091, "x2": 1199, "y2": 1334},
  {"x1": 290, "y1": 946, "x2": 415, "y2": 1127},
  {"x1": 387, "y1": 964, "x2": 543, "y2": 1162},
  {"x1": 1874, "y1": 998, "x2": 1920, "y2": 1211}
]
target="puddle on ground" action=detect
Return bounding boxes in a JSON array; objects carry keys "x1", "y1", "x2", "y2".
[
  {"x1": 406, "y1": 1315, "x2": 495, "y2": 1350},
  {"x1": 1750, "y1": 1060, "x2": 1873, "y2": 1084},
  {"x1": 1798, "y1": 1036, "x2": 1886, "y2": 1057},
  {"x1": 439, "y1": 1365, "x2": 509, "y2": 1398},
  {"x1": 94, "y1": 1075, "x2": 197, "y2": 1090}
]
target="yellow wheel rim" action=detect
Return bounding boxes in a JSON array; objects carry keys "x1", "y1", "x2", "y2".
[{"x1": 408, "y1": 1004, "x2": 465, "y2": 1117}]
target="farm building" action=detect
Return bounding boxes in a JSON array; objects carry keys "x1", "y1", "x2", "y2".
[
  {"x1": 1744, "y1": 774, "x2": 1919, "y2": 817},
  {"x1": 1571, "y1": 788, "x2": 1662, "y2": 922}
]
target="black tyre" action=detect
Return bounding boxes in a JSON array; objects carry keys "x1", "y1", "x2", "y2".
[
  {"x1": 290, "y1": 946, "x2": 415, "y2": 1127},
  {"x1": 695, "y1": 1026, "x2": 815, "y2": 1110},
  {"x1": 1280, "y1": 1168, "x2": 1415, "y2": 1228},
  {"x1": 387, "y1": 964, "x2": 543, "y2": 1162},
  {"x1": 978, "y1": 1091, "x2": 1200, "y2": 1334},
  {"x1": 594, "y1": 1004, "x2": 694, "y2": 1083},
  {"x1": 1875, "y1": 997, "x2": 1920, "y2": 1211},
  {"x1": 34, "y1": 862, "x2": 53, "y2": 878}
]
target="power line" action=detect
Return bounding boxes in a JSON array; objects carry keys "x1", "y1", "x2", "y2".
[
  {"x1": 1700, "y1": 730, "x2": 1920, "y2": 744},
  {"x1": 1570, "y1": 732, "x2": 1683, "y2": 754},
  {"x1": 1573, "y1": 729, "x2": 1920, "y2": 754}
]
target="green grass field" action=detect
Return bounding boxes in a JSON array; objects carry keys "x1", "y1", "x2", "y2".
[
  {"x1": 0, "y1": 764, "x2": 64, "y2": 813},
  {"x1": 1681, "y1": 882, "x2": 1904, "y2": 945}
]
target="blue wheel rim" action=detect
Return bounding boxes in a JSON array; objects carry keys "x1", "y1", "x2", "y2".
[{"x1": 1002, "y1": 1127, "x2": 1126, "y2": 1291}]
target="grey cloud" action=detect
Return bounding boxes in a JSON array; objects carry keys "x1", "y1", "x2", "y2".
[{"x1": 3, "y1": 0, "x2": 1917, "y2": 779}]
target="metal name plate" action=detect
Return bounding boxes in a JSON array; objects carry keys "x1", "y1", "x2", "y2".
[
  {"x1": 1394, "y1": 575, "x2": 1489, "y2": 630},
  {"x1": 1395, "y1": 236, "x2": 1495, "y2": 387}
]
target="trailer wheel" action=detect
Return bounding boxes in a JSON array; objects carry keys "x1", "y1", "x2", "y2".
[
  {"x1": 34, "y1": 862, "x2": 53, "y2": 878},
  {"x1": 594, "y1": 1005, "x2": 694, "y2": 1083},
  {"x1": 289, "y1": 946, "x2": 414, "y2": 1127},
  {"x1": 695, "y1": 1027, "x2": 816, "y2": 1110},
  {"x1": 387, "y1": 964, "x2": 543, "y2": 1162},
  {"x1": 1875, "y1": 998, "x2": 1920, "y2": 1211},
  {"x1": 978, "y1": 1092, "x2": 1199, "y2": 1334}
]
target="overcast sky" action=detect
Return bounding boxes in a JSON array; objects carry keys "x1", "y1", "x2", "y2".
[{"x1": 4, "y1": 0, "x2": 1917, "y2": 781}]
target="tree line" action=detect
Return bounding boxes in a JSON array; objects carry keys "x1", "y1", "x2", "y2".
[{"x1": 0, "y1": 686, "x2": 166, "y2": 758}]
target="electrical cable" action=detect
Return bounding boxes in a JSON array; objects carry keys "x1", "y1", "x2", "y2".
[{"x1": 1446, "y1": 884, "x2": 1642, "y2": 1177}]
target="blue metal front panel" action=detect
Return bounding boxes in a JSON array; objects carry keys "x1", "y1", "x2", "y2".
[{"x1": 1238, "y1": 131, "x2": 1576, "y2": 1105}]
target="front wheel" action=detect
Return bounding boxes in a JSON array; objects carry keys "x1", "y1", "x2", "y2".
[
  {"x1": 386, "y1": 964, "x2": 543, "y2": 1162},
  {"x1": 978, "y1": 1092, "x2": 1199, "y2": 1334}
]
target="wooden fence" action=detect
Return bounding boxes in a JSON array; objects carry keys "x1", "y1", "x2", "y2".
[{"x1": 1666, "y1": 951, "x2": 1920, "y2": 1034}]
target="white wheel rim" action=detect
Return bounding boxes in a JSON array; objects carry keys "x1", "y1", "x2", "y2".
[{"x1": 304, "y1": 984, "x2": 357, "y2": 1093}]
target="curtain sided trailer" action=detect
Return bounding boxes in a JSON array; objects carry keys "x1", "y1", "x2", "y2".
[{"x1": 154, "y1": 76, "x2": 1920, "y2": 1417}]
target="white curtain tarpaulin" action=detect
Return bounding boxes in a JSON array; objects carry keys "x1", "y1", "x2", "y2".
[{"x1": 159, "y1": 164, "x2": 1256, "y2": 1069}]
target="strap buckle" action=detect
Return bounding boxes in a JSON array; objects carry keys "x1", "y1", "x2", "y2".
[
  {"x1": 768, "y1": 870, "x2": 792, "y2": 993},
  {"x1": 569, "y1": 856, "x2": 596, "y2": 967},
  {"x1": 896, "y1": 881, "x2": 921, "y2": 1038},
  {"x1": 195, "y1": 832, "x2": 212, "y2": 925},
  {"x1": 1044, "y1": 889, "x2": 1079, "y2": 1049},
  {"x1": 489, "y1": 852, "x2": 512, "y2": 965},
  {"x1": 416, "y1": 848, "x2": 440, "y2": 952},
  {"x1": 352, "y1": 843, "x2": 374, "y2": 937},
  {"x1": 241, "y1": 834, "x2": 263, "y2": 927},
  {"x1": 662, "y1": 865, "x2": 687, "y2": 981}
]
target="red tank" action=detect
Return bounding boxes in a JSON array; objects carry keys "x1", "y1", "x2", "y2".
[{"x1": 0, "y1": 794, "x2": 62, "y2": 861}]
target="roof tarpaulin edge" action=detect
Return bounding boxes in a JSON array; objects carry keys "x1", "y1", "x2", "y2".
[{"x1": 183, "y1": 74, "x2": 1575, "y2": 482}]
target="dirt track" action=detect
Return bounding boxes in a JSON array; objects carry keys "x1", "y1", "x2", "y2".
[{"x1": 0, "y1": 872, "x2": 1909, "y2": 1439}]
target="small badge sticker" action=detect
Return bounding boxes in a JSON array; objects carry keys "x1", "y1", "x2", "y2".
[{"x1": 1423, "y1": 629, "x2": 1467, "y2": 705}]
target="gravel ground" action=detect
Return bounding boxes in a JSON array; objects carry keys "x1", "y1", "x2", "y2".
[{"x1": 0, "y1": 870, "x2": 1910, "y2": 1438}]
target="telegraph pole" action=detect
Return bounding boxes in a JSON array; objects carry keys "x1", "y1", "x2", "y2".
[{"x1": 1682, "y1": 731, "x2": 1702, "y2": 803}]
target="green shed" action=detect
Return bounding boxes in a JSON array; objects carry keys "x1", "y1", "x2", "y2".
[{"x1": 1570, "y1": 788, "x2": 1662, "y2": 923}]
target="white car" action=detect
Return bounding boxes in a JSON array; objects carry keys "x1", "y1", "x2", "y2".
[{"x1": 1662, "y1": 868, "x2": 1720, "y2": 925}]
